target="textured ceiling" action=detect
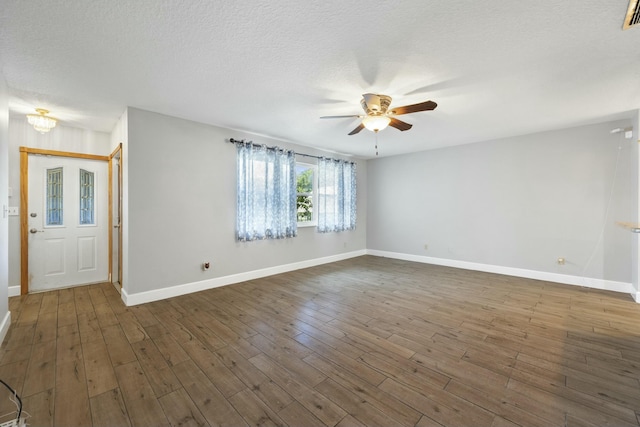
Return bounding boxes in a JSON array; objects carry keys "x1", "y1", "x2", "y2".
[{"x1": 1, "y1": 0, "x2": 639, "y2": 158}]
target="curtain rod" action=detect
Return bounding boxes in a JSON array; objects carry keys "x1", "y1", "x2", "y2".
[{"x1": 227, "y1": 138, "x2": 354, "y2": 163}]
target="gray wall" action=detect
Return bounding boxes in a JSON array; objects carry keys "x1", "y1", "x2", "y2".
[
  {"x1": 125, "y1": 108, "x2": 367, "y2": 295},
  {"x1": 367, "y1": 119, "x2": 635, "y2": 284},
  {"x1": 6, "y1": 103, "x2": 636, "y2": 303},
  {"x1": 0, "y1": 70, "x2": 9, "y2": 337}
]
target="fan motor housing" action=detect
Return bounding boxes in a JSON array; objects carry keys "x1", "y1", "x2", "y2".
[{"x1": 361, "y1": 94, "x2": 392, "y2": 115}]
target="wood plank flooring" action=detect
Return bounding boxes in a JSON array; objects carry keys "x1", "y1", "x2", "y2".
[{"x1": 1, "y1": 255, "x2": 640, "y2": 426}]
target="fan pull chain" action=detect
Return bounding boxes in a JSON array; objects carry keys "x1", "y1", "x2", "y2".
[{"x1": 375, "y1": 131, "x2": 379, "y2": 156}]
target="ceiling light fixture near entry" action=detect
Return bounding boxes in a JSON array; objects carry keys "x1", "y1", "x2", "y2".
[{"x1": 27, "y1": 108, "x2": 58, "y2": 134}]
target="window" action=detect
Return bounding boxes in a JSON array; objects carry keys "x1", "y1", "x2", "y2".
[
  {"x1": 234, "y1": 139, "x2": 356, "y2": 239},
  {"x1": 236, "y1": 142, "x2": 297, "y2": 241},
  {"x1": 79, "y1": 169, "x2": 95, "y2": 225},
  {"x1": 46, "y1": 167, "x2": 63, "y2": 226},
  {"x1": 296, "y1": 163, "x2": 316, "y2": 226}
]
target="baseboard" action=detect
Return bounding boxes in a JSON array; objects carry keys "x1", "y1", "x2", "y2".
[
  {"x1": 120, "y1": 248, "x2": 637, "y2": 306},
  {"x1": 8, "y1": 286, "x2": 19, "y2": 297},
  {"x1": 121, "y1": 249, "x2": 367, "y2": 306},
  {"x1": 0, "y1": 311, "x2": 11, "y2": 347},
  {"x1": 366, "y1": 250, "x2": 635, "y2": 295}
]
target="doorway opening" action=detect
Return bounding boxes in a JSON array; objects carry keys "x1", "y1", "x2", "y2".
[
  {"x1": 110, "y1": 144, "x2": 123, "y2": 292},
  {"x1": 19, "y1": 146, "x2": 121, "y2": 294}
]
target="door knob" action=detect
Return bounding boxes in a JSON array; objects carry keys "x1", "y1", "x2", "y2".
[{"x1": 29, "y1": 228, "x2": 44, "y2": 234}]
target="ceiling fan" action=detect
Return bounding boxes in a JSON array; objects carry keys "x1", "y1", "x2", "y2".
[{"x1": 321, "y1": 93, "x2": 437, "y2": 135}]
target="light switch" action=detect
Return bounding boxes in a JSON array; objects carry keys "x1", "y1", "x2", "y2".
[{"x1": 8, "y1": 207, "x2": 19, "y2": 216}]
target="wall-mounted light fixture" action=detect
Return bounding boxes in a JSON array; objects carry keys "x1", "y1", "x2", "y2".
[{"x1": 27, "y1": 108, "x2": 58, "y2": 134}]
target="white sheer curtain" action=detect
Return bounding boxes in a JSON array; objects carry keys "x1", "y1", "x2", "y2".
[
  {"x1": 236, "y1": 142, "x2": 297, "y2": 241},
  {"x1": 317, "y1": 158, "x2": 356, "y2": 232}
]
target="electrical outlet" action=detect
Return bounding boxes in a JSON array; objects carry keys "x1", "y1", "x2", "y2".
[
  {"x1": 7, "y1": 207, "x2": 18, "y2": 216},
  {"x1": 202, "y1": 261, "x2": 211, "y2": 271}
]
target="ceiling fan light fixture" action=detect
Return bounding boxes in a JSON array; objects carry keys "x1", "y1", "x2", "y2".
[
  {"x1": 27, "y1": 108, "x2": 57, "y2": 134},
  {"x1": 363, "y1": 115, "x2": 390, "y2": 132},
  {"x1": 321, "y1": 93, "x2": 436, "y2": 135}
]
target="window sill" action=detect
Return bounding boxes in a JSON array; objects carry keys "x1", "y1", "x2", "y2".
[{"x1": 297, "y1": 222, "x2": 317, "y2": 228}]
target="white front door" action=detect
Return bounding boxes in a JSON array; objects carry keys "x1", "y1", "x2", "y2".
[{"x1": 28, "y1": 155, "x2": 108, "y2": 291}]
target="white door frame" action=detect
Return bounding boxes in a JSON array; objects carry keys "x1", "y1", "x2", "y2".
[{"x1": 19, "y1": 146, "x2": 115, "y2": 294}]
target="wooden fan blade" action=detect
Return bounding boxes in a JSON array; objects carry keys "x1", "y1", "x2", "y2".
[
  {"x1": 390, "y1": 100, "x2": 437, "y2": 115},
  {"x1": 389, "y1": 117, "x2": 413, "y2": 132},
  {"x1": 348, "y1": 123, "x2": 365, "y2": 135},
  {"x1": 320, "y1": 115, "x2": 361, "y2": 119}
]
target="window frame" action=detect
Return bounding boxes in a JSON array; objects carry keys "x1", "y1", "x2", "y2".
[
  {"x1": 79, "y1": 168, "x2": 96, "y2": 226},
  {"x1": 44, "y1": 166, "x2": 64, "y2": 228},
  {"x1": 295, "y1": 161, "x2": 317, "y2": 227}
]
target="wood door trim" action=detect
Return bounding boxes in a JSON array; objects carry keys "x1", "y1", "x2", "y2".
[
  {"x1": 20, "y1": 146, "x2": 111, "y2": 295},
  {"x1": 108, "y1": 143, "x2": 123, "y2": 288},
  {"x1": 20, "y1": 151, "x2": 28, "y2": 295},
  {"x1": 19, "y1": 147, "x2": 109, "y2": 161}
]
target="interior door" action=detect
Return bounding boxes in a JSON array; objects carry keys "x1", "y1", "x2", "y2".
[{"x1": 28, "y1": 155, "x2": 109, "y2": 291}]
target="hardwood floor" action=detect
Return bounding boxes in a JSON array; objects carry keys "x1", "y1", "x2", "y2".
[{"x1": 1, "y1": 255, "x2": 640, "y2": 426}]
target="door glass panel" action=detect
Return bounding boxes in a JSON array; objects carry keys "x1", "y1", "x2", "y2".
[
  {"x1": 79, "y1": 169, "x2": 95, "y2": 225},
  {"x1": 46, "y1": 167, "x2": 63, "y2": 226}
]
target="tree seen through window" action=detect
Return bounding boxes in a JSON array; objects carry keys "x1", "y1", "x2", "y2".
[{"x1": 296, "y1": 164, "x2": 314, "y2": 223}]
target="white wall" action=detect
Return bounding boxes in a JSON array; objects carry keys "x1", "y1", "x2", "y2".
[
  {"x1": 367, "y1": 119, "x2": 636, "y2": 294},
  {"x1": 7, "y1": 119, "x2": 112, "y2": 293},
  {"x1": 0, "y1": 70, "x2": 11, "y2": 344},
  {"x1": 122, "y1": 107, "x2": 367, "y2": 304}
]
